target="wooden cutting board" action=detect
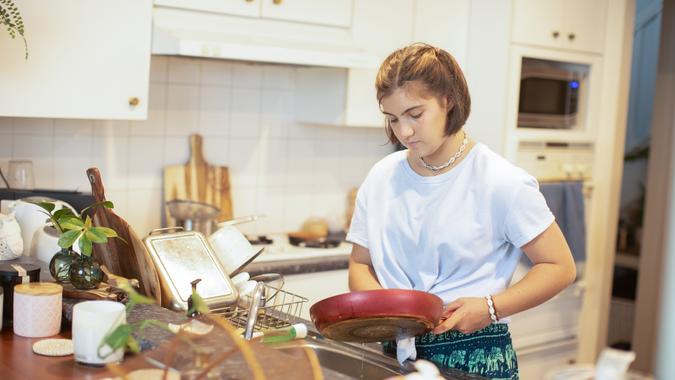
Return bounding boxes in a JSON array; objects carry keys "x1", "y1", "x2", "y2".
[
  {"x1": 87, "y1": 167, "x2": 162, "y2": 303},
  {"x1": 163, "y1": 134, "x2": 233, "y2": 227}
]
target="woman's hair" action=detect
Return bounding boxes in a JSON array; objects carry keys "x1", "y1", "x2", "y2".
[{"x1": 375, "y1": 43, "x2": 471, "y2": 144}]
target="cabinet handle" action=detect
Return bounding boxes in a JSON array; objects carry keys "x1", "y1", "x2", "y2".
[
  {"x1": 245, "y1": 0, "x2": 253, "y2": 2},
  {"x1": 568, "y1": 33, "x2": 576, "y2": 41},
  {"x1": 552, "y1": 30, "x2": 560, "y2": 38},
  {"x1": 128, "y1": 97, "x2": 140, "y2": 107},
  {"x1": 273, "y1": 0, "x2": 282, "y2": 4}
]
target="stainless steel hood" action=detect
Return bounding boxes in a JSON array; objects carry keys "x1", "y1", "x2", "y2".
[{"x1": 152, "y1": 7, "x2": 378, "y2": 69}]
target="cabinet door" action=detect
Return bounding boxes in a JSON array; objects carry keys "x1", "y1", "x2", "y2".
[
  {"x1": 154, "y1": 0, "x2": 261, "y2": 18},
  {"x1": 511, "y1": 0, "x2": 564, "y2": 49},
  {"x1": 560, "y1": 0, "x2": 608, "y2": 53},
  {"x1": 512, "y1": 0, "x2": 608, "y2": 54},
  {"x1": 261, "y1": 0, "x2": 352, "y2": 28},
  {"x1": 345, "y1": 0, "x2": 414, "y2": 127},
  {"x1": 0, "y1": 0, "x2": 152, "y2": 120}
]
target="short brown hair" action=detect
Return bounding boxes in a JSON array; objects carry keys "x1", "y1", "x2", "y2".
[{"x1": 375, "y1": 43, "x2": 471, "y2": 144}]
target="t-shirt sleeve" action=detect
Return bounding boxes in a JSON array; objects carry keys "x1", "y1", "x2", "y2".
[
  {"x1": 346, "y1": 186, "x2": 369, "y2": 249},
  {"x1": 504, "y1": 176, "x2": 555, "y2": 248}
]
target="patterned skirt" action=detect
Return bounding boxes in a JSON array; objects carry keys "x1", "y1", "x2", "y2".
[{"x1": 383, "y1": 324, "x2": 519, "y2": 379}]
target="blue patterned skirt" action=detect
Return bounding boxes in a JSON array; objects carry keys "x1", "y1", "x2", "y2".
[{"x1": 383, "y1": 324, "x2": 519, "y2": 379}]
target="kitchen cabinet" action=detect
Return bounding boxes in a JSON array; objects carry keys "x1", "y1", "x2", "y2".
[
  {"x1": 0, "y1": 0, "x2": 152, "y2": 120},
  {"x1": 282, "y1": 269, "x2": 349, "y2": 321},
  {"x1": 296, "y1": 0, "x2": 415, "y2": 127},
  {"x1": 512, "y1": 0, "x2": 609, "y2": 54},
  {"x1": 154, "y1": 0, "x2": 353, "y2": 28}
]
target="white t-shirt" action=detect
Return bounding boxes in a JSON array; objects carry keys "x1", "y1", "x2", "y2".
[{"x1": 347, "y1": 143, "x2": 554, "y2": 305}]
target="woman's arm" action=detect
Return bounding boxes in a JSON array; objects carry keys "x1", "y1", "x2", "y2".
[
  {"x1": 433, "y1": 222, "x2": 576, "y2": 334},
  {"x1": 493, "y1": 221, "x2": 577, "y2": 317},
  {"x1": 348, "y1": 243, "x2": 383, "y2": 291}
]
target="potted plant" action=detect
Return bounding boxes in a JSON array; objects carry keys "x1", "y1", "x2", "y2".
[
  {"x1": 0, "y1": 0, "x2": 28, "y2": 59},
  {"x1": 32, "y1": 200, "x2": 123, "y2": 289}
]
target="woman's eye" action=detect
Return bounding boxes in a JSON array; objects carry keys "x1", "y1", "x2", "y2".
[
  {"x1": 389, "y1": 118, "x2": 399, "y2": 124},
  {"x1": 411, "y1": 113, "x2": 423, "y2": 119}
]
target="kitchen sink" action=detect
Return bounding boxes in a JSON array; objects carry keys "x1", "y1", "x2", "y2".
[
  {"x1": 270, "y1": 333, "x2": 486, "y2": 380},
  {"x1": 272, "y1": 336, "x2": 405, "y2": 379}
]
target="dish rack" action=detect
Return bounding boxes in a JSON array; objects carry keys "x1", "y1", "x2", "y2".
[{"x1": 212, "y1": 283, "x2": 308, "y2": 332}]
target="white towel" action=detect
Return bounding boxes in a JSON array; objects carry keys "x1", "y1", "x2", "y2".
[{"x1": 396, "y1": 337, "x2": 417, "y2": 364}]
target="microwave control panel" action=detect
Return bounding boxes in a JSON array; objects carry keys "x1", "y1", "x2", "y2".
[{"x1": 515, "y1": 141, "x2": 594, "y2": 181}]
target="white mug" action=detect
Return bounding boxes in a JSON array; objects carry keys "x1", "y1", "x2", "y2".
[{"x1": 72, "y1": 301, "x2": 126, "y2": 366}]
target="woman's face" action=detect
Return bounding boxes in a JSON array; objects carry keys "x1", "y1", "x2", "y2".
[{"x1": 380, "y1": 82, "x2": 450, "y2": 157}]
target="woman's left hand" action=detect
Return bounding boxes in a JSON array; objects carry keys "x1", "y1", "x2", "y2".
[{"x1": 432, "y1": 297, "x2": 492, "y2": 335}]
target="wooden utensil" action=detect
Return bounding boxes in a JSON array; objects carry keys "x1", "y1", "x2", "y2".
[
  {"x1": 163, "y1": 134, "x2": 233, "y2": 227},
  {"x1": 87, "y1": 167, "x2": 162, "y2": 303},
  {"x1": 310, "y1": 289, "x2": 443, "y2": 343}
]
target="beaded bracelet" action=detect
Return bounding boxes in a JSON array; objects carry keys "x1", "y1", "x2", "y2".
[{"x1": 485, "y1": 295, "x2": 499, "y2": 322}]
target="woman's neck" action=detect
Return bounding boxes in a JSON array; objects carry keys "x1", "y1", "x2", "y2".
[{"x1": 408, "y1": 130, "x2": 475, "y2": 176}]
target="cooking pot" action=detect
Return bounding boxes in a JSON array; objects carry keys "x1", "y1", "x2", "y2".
[{"x1": 310, "y1": 289, "x2": 443, "y2": 343}]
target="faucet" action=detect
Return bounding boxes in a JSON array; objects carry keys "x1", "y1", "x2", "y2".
[{"x1": 243, "y1": 281, "x2": 267, "y2": 340}]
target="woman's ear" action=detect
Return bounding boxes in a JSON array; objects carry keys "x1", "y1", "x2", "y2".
[{"x1": 446, "y1": 97, "x2": 455, "y2": 113}]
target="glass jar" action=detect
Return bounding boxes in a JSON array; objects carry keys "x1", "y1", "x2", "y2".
[
  {"x1": 69, "y1": 255, "x2": 104, "y2": 290},
  {"x1": 49, "y1": 248, "x2": 76, "y2": 283}
]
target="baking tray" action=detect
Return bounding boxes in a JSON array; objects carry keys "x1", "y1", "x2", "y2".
[{"x1": 143, "y1": 228, "x2": 239, "y2": 311}]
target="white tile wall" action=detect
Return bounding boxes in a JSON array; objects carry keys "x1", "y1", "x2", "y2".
[{"x1": 0, "y1": 56, "x2": 393, "y2": 235}]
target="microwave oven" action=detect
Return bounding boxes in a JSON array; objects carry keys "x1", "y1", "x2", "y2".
[{"x1": 518, "y1": 58, "x2": 587, "y2": 129}]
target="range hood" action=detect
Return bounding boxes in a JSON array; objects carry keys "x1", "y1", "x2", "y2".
[{"x1": 152, "y1": 7, "x2": 378, "y2": 69}]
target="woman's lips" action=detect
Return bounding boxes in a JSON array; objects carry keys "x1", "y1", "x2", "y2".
[{"x1": 407, "y1": 140, "x2": 420, "y2": 148}]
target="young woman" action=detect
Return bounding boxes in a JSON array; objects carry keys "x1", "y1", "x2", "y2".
[{"x1": 346, "y1": 43, "x2": 577, "y2": 379}]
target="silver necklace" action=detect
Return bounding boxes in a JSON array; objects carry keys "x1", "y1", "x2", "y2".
[{"x1": 419, "y1": 132, "x2": 469, "y2": 173}]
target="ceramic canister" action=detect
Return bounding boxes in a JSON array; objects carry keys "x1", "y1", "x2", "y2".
[
  {"x1": 13, "y1": 282, "x2": 62, "y2": 338},
  {"x1": 0, "y1": 262, "x2": 40, "y2": 327}
]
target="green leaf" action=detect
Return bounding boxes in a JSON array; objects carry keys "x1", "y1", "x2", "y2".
[
  {"x1": 81, "y1": 200, "x2": 114, "y2": 214},
  {"x1": 85, "y1": 228, "x2": 108, "y2": 244},
  {"x1": 57, "y1": 230, "x2": 80, "y2": 248},
  {"x1": 53, "y1": 208, "x2": 75, "y2": 220},
  {"x1": 84, "y1": 215, "x2": 92, "y2": 229},
  {"x1": 126, "y1": 335, "x2": 140, "y2": 353},
  {"x1": 122, "y1": 283, "x2": 155, "y2": 309},
  {"x1": 96, "y1": 226, "x2": 118, "y2": 238},
  {"x1": 101, "y1": 324, "x2": 133, "y2": 355},
  {"x1": 29, "y1": 201, "x2": 55, "y2": 213},
  {"x1": 58, "y1": 216, "x2": 84, "y2": 231},
  {"x1": 78, "y1": 235, "x2": 93, "y2": 256}
]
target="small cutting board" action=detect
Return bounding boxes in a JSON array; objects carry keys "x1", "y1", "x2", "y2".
[
  {"x1": 163, "y1": 134, "x2": 233, "y2": 226},
  {"x1": 87, "y1": 168, "x2": 162, "y2": 303}
]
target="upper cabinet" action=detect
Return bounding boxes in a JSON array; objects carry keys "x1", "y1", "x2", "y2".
[
  {"x1": 261, "y1": 0, "x2": 352, "y2": 28},
  {"x1": 154, "y1": 0, "x2": 353, "y2": 28},
  {"x1": 511, "y1": 0, "x2": 608, "y2": 54},
  {"x1": 0, "y1": 0, "x2": 152, "y2": 120}
]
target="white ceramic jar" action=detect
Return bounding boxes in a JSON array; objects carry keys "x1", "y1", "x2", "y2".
[{"x1": 13, "y1": 282, "x2": 62, "y2": 337}]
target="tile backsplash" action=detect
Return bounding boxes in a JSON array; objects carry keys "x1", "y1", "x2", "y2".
[{"x1": 0, "y1": 56, "x2": 393, "y2": 235}]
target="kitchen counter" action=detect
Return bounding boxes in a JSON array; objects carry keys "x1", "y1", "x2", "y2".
[
  {"x1": 1, "y1": 302, "x2": 484, "y2": 379},
  {"x1": 242, "y1": 234, "x2": 351, "y2": 276}
]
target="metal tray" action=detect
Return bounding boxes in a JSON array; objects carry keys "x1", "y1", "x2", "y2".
[{"x1": 143, "y1": 227, "x2": 239, "y2": 311}]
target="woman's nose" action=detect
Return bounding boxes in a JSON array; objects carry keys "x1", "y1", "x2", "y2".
[{"x1": 399, "y1": 121, "x2": 414, "y2": 138}]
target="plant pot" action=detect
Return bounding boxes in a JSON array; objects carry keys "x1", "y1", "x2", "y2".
[
  {"x1": 69, "y1": 255, "x2": 104, "y2": 290},
  {"x1": 49, "y1": 248, "x2": 76, "y2": 283}
]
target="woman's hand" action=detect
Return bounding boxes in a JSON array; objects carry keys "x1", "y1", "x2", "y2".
[{"x1": 432, "y1": 297, "x2": 492, "y2": 335}]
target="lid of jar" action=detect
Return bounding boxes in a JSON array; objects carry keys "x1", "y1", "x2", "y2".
[
  {"x1": 15, "y1": 282, "x2": 62, "y2": 296},
  {"x1": 0, "y1": 263, "x2": 41, "y2": 276}
]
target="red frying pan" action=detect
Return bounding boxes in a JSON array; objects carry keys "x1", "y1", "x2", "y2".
[{"x1": 310, "y1": 289, "x2": 443, "y2": 343}]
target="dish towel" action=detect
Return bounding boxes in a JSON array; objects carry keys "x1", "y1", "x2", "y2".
[
  {"x1": 397, "y1": 337, "x2": 417, "y2": 364},
  {"x1": 539, "y1": 181, "x2": 586, "y2": 263}
]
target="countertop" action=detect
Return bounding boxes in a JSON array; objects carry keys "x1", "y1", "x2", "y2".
[{"x1": 242, "y1": 234, "x2": 352, "y2": 276}]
